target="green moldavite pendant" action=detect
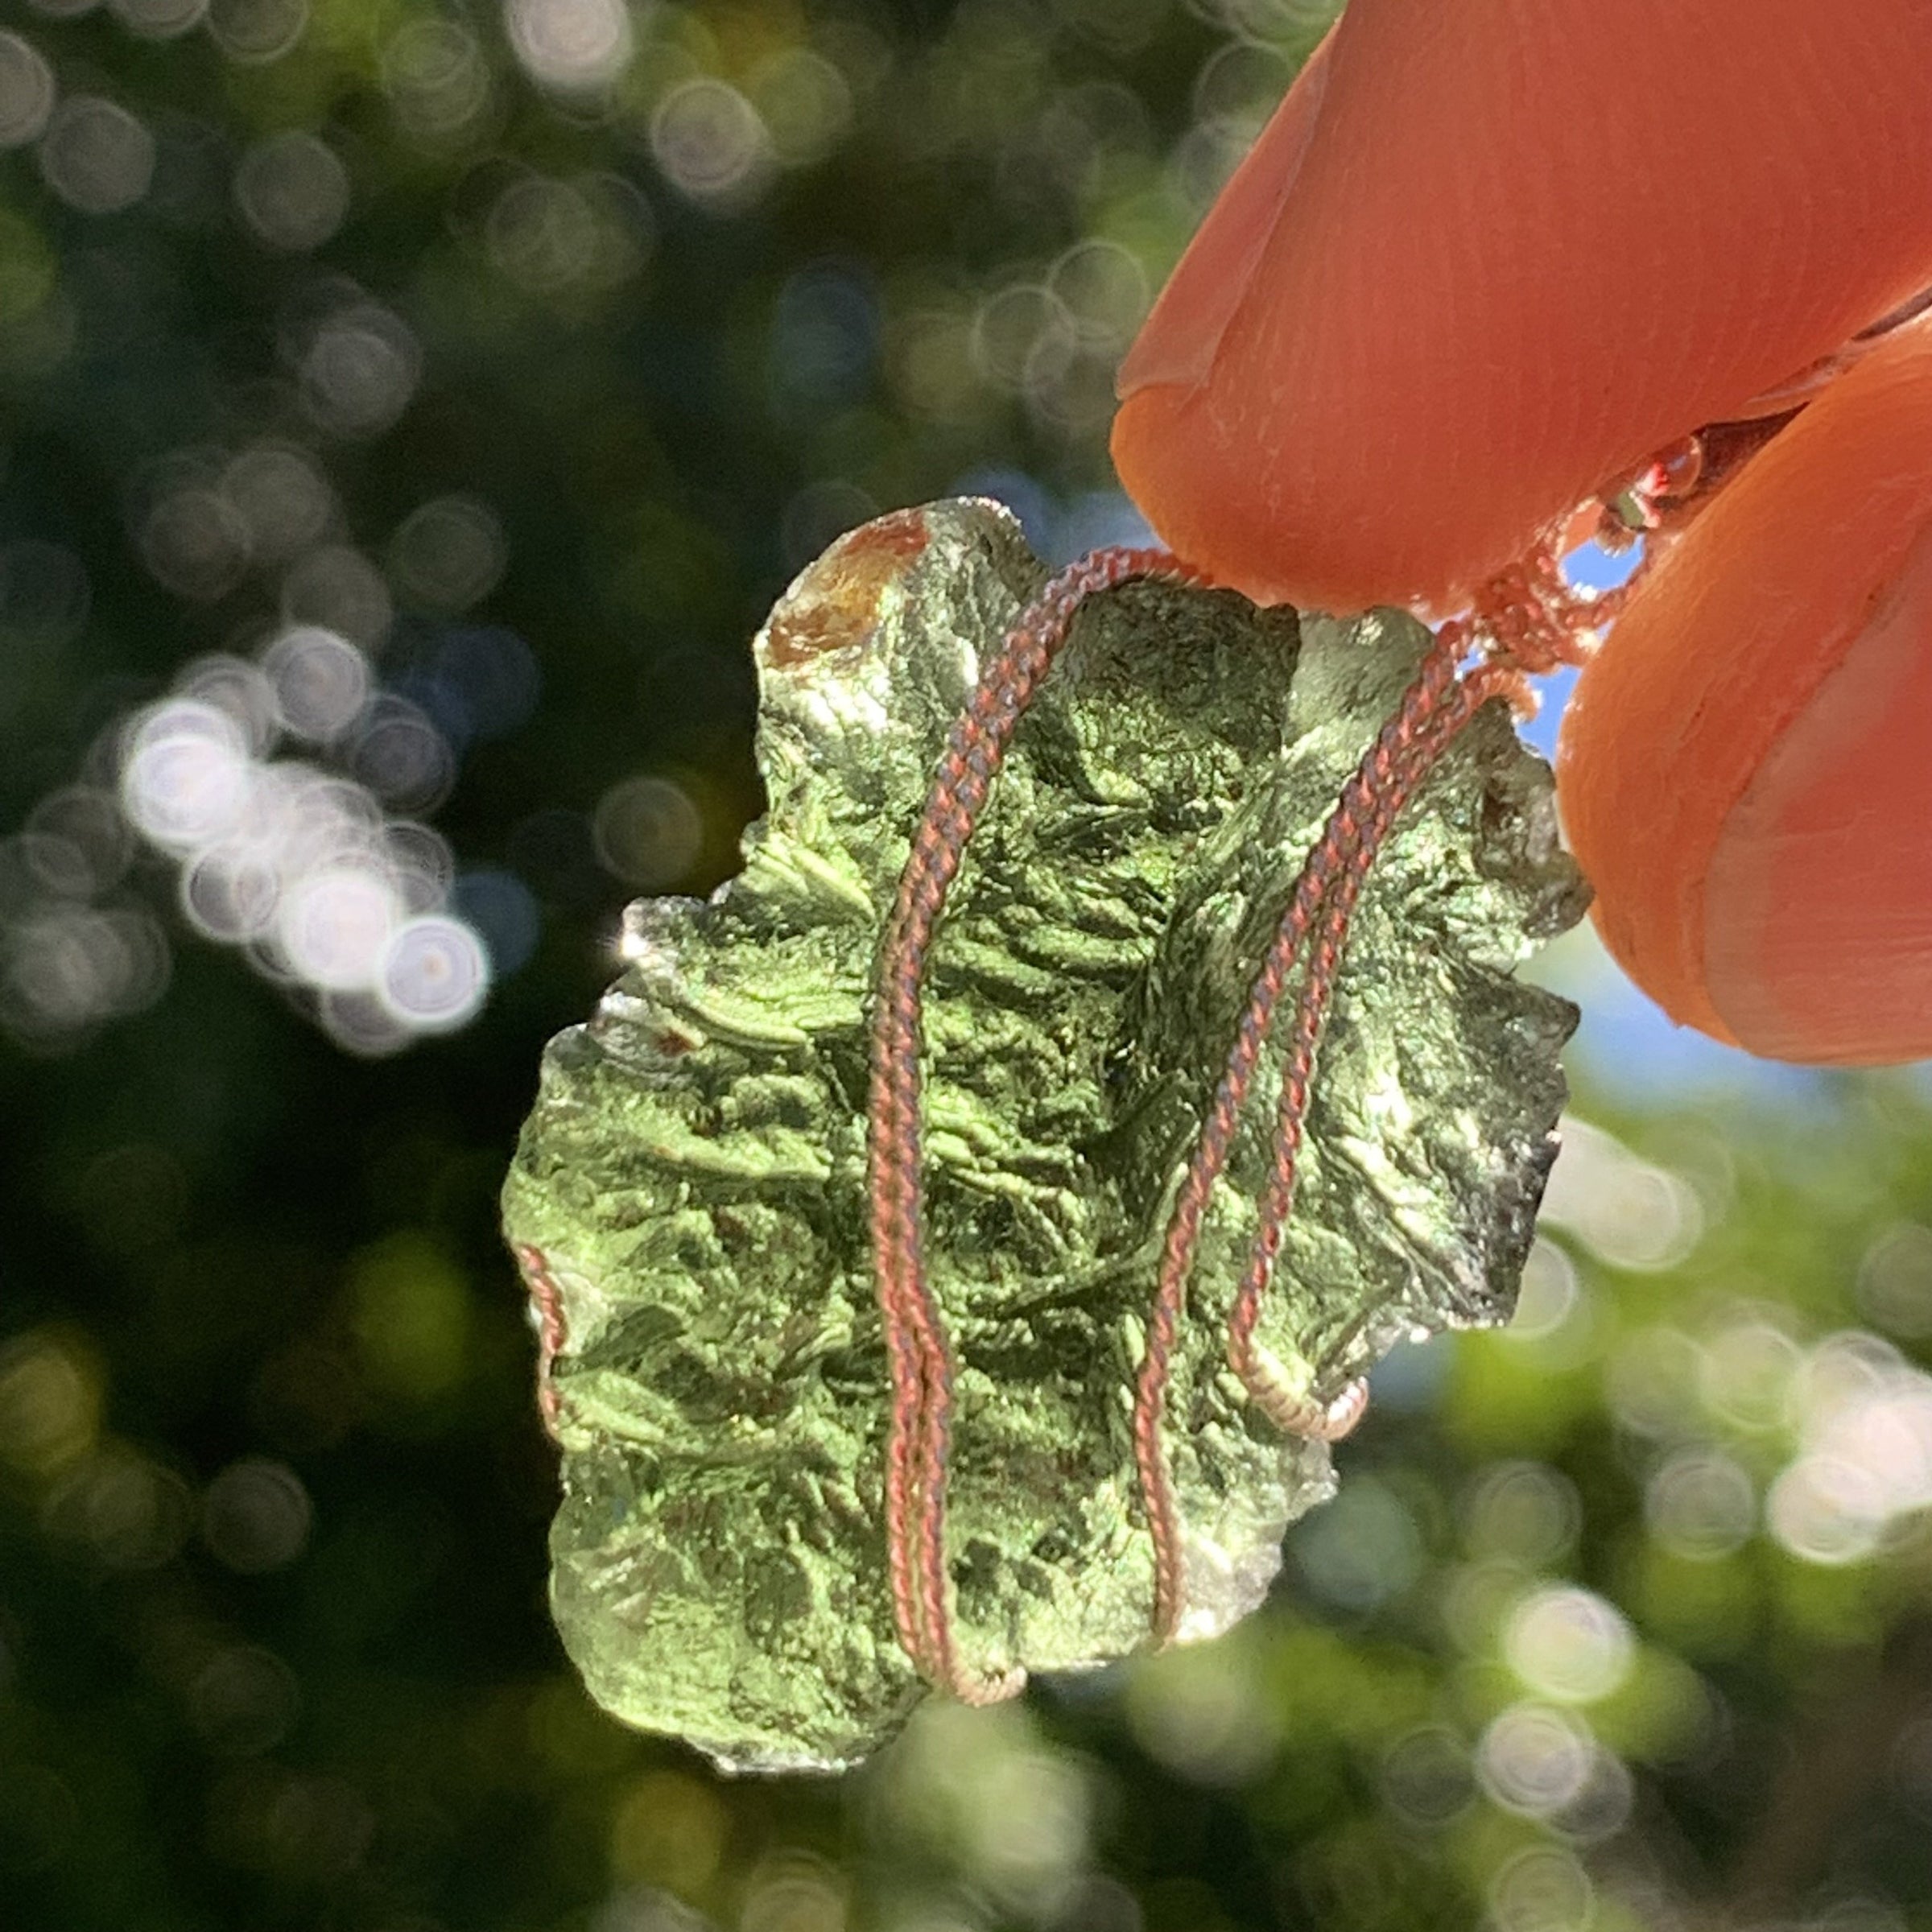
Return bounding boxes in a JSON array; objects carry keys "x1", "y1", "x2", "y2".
[{"x1": 502, "y1": 499, "x2": 1587, "y2": 1773}]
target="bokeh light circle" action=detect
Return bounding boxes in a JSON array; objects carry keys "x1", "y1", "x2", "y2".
[
  {"x1": 1476, "y1": 1703, "x2": 1597, "y2": 1818},
  {"x1": 281, "y1": 543, "x2": 393, "y2": 646},
  {"x1": 592, "y1": 775, "x2": 704, "y2": 890},
  {"x1": 233, "y1": 131, "x2": 350, "y2": 253},
  {"x1": 349, "y1": 697, "x2": 454, "y2": 811},
  {"x1": 181, "y1": 844, "x2": 282, "y2": 941},
  {"x1": 120, "y1": 700, "x2": 252, "y2": 852},
  {"x1": 381, "y1": 19, "x2": 493, "y2": 142},
  {"x1": 650, "y1": 79, "x2": 772, "y2": 206},
  {"x1": 202, "y1": 1457, "x2": 313, "y2": 1571},
  {"x1": 1645, "y1": 1447, "x2": 1757, "y2": 1559},
  {"x1": 1381, "y1": 1726, "x2": 1476, "y2": 1828},
  {"x1": 38, "y1": 95, "x2": 155, "y2": 214},
  {"x1": 1503, "y1": 1586, "x2": 1635, "y2": 1704},
  {"x1": 107, "y1": 0, "x2": 208, "y2": 39},
  {"x1": 205, "y1": 0, "x2": 308, "y2": 64},
  {"x1": 0, "y1": 33, "x2": 56, "y2": 149},
  {"x1": 264, "y1": 625, "x2": 369, "y2": 743},
  {"x1": 299, "y1": 303, "x2": 422, "y2": 440},
  {"x1": 276, "y1": 864, "x2": 401, "y2": 989},
  {"x1": 223, "y1": 444, "x2": 336, "y2": 561},
  {"x1": 389, "y1": 495, "x2": 506, "y2": 611},
  {"x1": 1488, "y1": 1845, "x2": 1596, "y2": 1932},
  {"x1": 379, "y1": 914, "x2": 491, "y2": 1029},
  {"x1": 503, "y1": 0, "x2": 632, "y2": 93}
]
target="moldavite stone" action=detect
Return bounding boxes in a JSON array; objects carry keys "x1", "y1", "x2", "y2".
[{"x1": 502, "y1": 499, "x2": 1587, "y2": 1773}]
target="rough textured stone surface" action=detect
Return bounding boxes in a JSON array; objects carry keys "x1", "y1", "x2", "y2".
[{"x1": 502, "y1": 500, "x2": 1587, "y2": 1772}]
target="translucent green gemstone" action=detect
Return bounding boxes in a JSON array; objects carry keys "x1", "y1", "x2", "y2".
[{"x1": 501, "y1": 500, "x2": 1585, "y2": 1772}]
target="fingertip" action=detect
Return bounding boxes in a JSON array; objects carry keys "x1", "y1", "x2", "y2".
[{"x1": 1559, "y1": 323, "x2": 1932, "y2": 1063}]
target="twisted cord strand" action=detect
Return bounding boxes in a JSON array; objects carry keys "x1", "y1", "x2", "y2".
[
  {"x1": 1132, "y1": 547, "x2": 1629, "y2": 1641},
  {"x1": 1224, "y1": 662, "x2": 1520, "y2": 1403},
  {"x1": 1477, "y1": 548, "x2": 1625, "y2": 671},
  {"x1": 868, "y1": 545, "x2": 1204, "y2": 1695},
  {"x1": 1130, "y1": 621, "x2": 1473, "y2": 1641},
  {"x1": 1220, "y1": 555, "x2": 1630, "y2": 1423}
]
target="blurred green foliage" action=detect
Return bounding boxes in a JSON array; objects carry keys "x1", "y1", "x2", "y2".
[{"x1": 6, "y1": 3, "x2": 1932, "y2": 1931}]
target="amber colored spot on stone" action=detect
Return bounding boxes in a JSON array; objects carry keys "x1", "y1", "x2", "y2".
[{"x1": 762, "y1": 508, "x2": 931, "y2": 669}]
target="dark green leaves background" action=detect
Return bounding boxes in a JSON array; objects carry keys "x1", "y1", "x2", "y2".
[{"x1": 5, "y1": 3, "x2": 1932, "y2": 1930}]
